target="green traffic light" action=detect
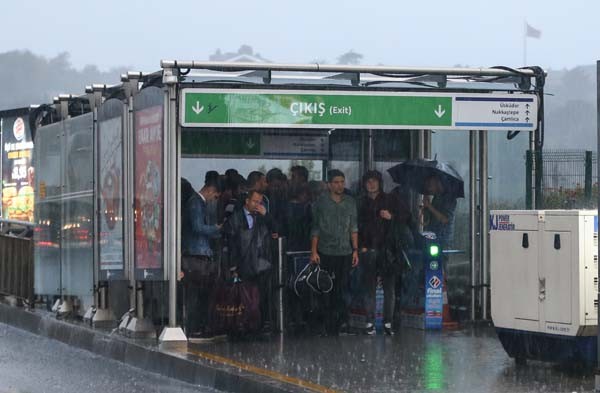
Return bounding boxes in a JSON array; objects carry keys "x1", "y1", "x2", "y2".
[{"x1": 429, "y1": 245, "x2": 440, "y2": 257}]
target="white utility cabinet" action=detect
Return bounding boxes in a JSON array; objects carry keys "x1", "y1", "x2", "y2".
[{"x1": 490, "y1": 210, "x2": 598, "y2": 364}]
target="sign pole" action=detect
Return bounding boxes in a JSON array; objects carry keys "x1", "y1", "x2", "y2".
[{"x1": 595, "y1": 59, "x2": 600, "y2": 393}]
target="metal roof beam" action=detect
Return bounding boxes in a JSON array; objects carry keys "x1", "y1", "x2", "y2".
[{"x1": 160, "y1": 60, "x2": 541, "y2": 78}]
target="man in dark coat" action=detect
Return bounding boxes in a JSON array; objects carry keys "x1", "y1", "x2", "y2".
[
  {"x1": 181, "y1": 178, "x2": 222, "y2": 339},
  {"x1": 223, "y1": 189, "x2": 274, "y2": 332}
]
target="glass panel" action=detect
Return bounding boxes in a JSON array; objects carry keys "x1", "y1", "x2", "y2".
[
  {"x1": 373, "y1": 130, "x2": 411, "y2": 193},
  {"x1": 431, "y1": 131, "x2": 470, "y2": 252},
  {"x1": 34, "y1": 122, "x2": 62, "y2": 298},
  {"x1": 97, "y1": 99, "x2": 125, "y2": 280},
  {"x1": 488, "y1": 131, "x2": 529, "y2": 210},
  {"x1": 61, "y1": 113, "x2": 94, "y2": 314},
  {"x1": 329, "y1": 129, "x2": 361, "y2": 193},
  {"x1": 431, "y1": 130, "x2": 471, "y2": 320}
]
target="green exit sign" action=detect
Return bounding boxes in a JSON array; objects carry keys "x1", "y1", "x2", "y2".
[{"x1": 181, "y1": 89, "x2": 453, "y2": 129}]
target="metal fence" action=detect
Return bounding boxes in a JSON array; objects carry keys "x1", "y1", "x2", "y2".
[
  {"x1": 0, "y1": 220, "x2": 34, "y2": 303},
  {"x1": 528, "y1": 149, "x2": 597, "y2": 209}
]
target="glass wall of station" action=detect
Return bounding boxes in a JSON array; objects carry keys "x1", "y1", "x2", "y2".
[
  {"x1": 431, "y1": 130, "x2": 471, "y2": 318},
  {"x1": 488, "y1": 131, "x2": 529, "y2": 210},
  {"x1": 34, "y1": 113, "x2": 95, "y2": 314},
  {"x1": 431, "y1": 129, "x2": 530, "y2": 318},
  {"x1": 181, "y1": 128, "x2": 411, "y2": 205}
]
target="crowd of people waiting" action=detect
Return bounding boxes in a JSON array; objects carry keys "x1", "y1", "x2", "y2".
[{"x1": 180, "y1": 165, "x2": 456, "y2": 341}]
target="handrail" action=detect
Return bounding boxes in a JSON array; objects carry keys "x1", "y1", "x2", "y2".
[{"x1": 0, "y1": 218, "x2": 35, "y2": 227}]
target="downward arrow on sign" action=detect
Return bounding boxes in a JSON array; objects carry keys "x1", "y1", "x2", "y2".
[
  {"x1": 192, "y1": 101, "x2": 204, "y2": 115},
  {"x1": 434, "y1": 105, "x2": 446, "y2": 118}
]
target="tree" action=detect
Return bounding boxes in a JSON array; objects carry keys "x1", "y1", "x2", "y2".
[{"x1": 336, "y1": 50, "x2": 363, "y2": 65}]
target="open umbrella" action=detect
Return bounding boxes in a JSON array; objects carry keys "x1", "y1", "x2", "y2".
[{"x1": 387, "y1": 159, "x2": 465, "y2": 198}]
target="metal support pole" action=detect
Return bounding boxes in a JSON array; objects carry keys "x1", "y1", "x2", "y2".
[
  {"x1": 470, "y1": 131, "x2": 477, "y2": 320},
  {"x1": 84, "y1": 93, "x2": 100, "y2": 325},
  {"x1": 121, "y1": 88, "x2": 137, "y2": 333},
  {"x1": 120, "y1": 79, "x2": 137, "y2": 334},
  {"x1": 159, "y1": 68, "x2": 186, "y2": 343},
  {"x1": 525, "y1": 150, "x2": 533, "y2": 210},
  {"x1": 417, "y1": 130, "x2": 425, "y2": 159},
  {"x1": 585, "y1": 150, "x2": 593, "y2": 205},
  {"x1": 367, "y1": 129, "x2": 374, "y2": 170},
  {"x1": 417, "y1": 130, "x2": 425, "y2": 232},
  {"x1": 534, "y1": 146, "x2": 543, "y2": 209},
  {"x1": 277, "y1": 237, "x2": 285, "y2": 333},
  {"x1": 528, "y1": 131, "x2": 535, "y2": 209},
  {"x1": 479, "y1": 130, "x2": 489, "y2": 320},
  {"x1": 167, "y1": 84, "x2": 177, "y2": 328},
  {"x1": 594, "y1": 59, "x2": 600, "y2": 393},
  {"x1": 424, "y1": 130, "x2": 432, "y2": 159}
]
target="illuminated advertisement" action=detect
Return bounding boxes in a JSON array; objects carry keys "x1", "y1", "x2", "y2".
[
  {"x1": 134, "y1": 103, "x2": 163, "y2": 278},
  {"x1": 98, "y1": 111, "x2": 124, "y2": 277},
  {"x1": 2, "y1": 115, "x2": 34, "y2": 222}
]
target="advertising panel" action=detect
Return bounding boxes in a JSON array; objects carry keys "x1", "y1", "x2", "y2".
[
  {"x1": 133, "y1": 87, "x2": 164, "y2": 280},
  {"x1": 98, "y1": 100, "x2": 125, "y2": 279},
  {"x1": 2, "y1": 114, "x2": 34, "y2": 222},
  {"x1": 424, "y1": 245, "x2": 443, "y2": 330}
]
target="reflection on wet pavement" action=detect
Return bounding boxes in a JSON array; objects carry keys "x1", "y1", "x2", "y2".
[{"x1": 189, "y1": 326, "x2": 594, "y2": 392}]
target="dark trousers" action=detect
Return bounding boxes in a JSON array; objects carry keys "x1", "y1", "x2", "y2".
[
  {"x1": 182, "y1": 255, "x2": 215, "y2": 334},
  {"x1": 248, "y1": 270, "x2": 273, "y2": 329},
  {"x1": 362, "y1": 250, "x2": 397, "y2": 325},
  {"x1": 319, "y1": 253, "x2": 352, "y2": 333}
]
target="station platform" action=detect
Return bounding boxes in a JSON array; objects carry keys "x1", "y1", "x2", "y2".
[{"x1": 0, "y1": 301, "x2": 594, "y2": 393}]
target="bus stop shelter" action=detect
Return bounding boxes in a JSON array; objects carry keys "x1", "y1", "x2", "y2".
[{"x1": 30, "y1": 61, "x2": 545, "y2": 342}]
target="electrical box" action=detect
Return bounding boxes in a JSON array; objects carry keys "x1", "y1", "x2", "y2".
[{"x1": 490, "y1": 210, "x2": 598, "y2": 365}]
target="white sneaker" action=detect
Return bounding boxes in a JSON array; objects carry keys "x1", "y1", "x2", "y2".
[
  {"x1": 365, "y1": 323, "x2": 376, "y2": 335},
  {"x1": 384, "y1": 323, "x2": 395, "y2": 336}
]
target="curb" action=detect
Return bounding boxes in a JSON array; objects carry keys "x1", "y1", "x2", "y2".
[{"x1": 0, "y1": 303, "x2": 305, "y2": 393}]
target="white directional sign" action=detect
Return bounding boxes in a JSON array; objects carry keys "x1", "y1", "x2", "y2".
[
  {"x1": 453, "y1": 96, "x2": 538, "y2": 130},
  {"x1": 262, "y1": 134, "x2": 328, "y2": 159}
]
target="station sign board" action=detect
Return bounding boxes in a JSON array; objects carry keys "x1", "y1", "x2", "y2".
[{"x1": 181, "y1": 88, "x2": 538, "y2": 131}]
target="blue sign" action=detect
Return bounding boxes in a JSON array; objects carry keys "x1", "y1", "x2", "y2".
[{"x1": 425, "y1": 254, "x2": 443, "y2": 329}]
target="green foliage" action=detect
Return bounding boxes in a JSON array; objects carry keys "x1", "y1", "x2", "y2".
[
  {"x1": 542, "y1": 184, "x2": 598, "y2": 209},
  {"x1": 0, "y1": 50, "x2": 127, "y2": 110}
]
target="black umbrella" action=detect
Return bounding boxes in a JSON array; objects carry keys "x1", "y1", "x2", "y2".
[{"x1": 387, "y1": 159, "x2": 465, "y2": 198}]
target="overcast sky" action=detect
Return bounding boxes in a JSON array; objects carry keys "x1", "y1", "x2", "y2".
[{"x1": 1, "y1": 0, "x2": 598, "y2": 72}]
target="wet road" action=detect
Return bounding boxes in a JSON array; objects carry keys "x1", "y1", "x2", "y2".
[
  {"x1": 0, "y1": 323, "x2": 215, "y2": 393},
  {"x1": 192, "y1": 326, "x2": 595, "y2": 393}
]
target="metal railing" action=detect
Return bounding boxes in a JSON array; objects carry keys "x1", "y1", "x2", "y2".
[
  {"x1": 527, "y1": 149, "x2": 597, "y2": 209},
  {"x1": 0, "y1": 218, "x2": 34, "y2": 303}
]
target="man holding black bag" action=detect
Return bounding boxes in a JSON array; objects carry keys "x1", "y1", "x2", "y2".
[
  {"x1": 181, "y1": 178, "x2": 222, "y2": 340},
  {"x1": 310, "y1": 169, "x2": 359, "y2": 336},
  {"x1": 223, "y1": 189, "x2": 274, "y2": 334}
]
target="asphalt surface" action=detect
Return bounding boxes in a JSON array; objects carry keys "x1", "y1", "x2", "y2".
[
  {"x1": 0, "y1": 322, "x2": 216, "y2": 393},
  {"x1": 192, "y1": 326, "x2": 596, "y2": 393}
]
